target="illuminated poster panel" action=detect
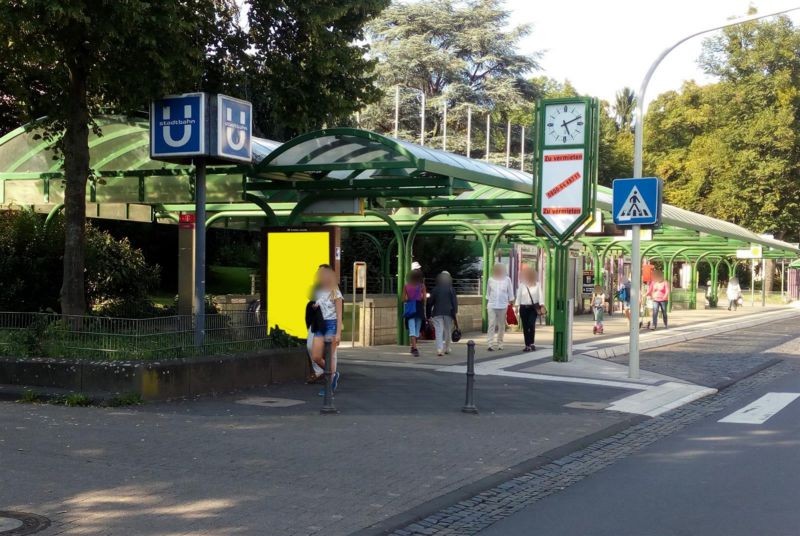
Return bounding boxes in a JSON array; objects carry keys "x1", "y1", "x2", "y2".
[{"x1": 263, "y1": 228, "x2": 334, "y2": 337}]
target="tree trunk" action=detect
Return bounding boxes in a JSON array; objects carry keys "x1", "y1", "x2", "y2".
[
  {"x1": 60, "y1": 61, "x2": 90, "y2": 316},
  {"x1": 764, "y1": 258, "x2": 775, "y2": 295}
]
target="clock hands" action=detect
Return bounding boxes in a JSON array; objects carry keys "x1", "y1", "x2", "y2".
[
  {"x1": 560, "y1": 120, "x2": 572, "y2": 137},
  {"x1": 563, "y1": 115, "x2": 582, "y2": 126}
]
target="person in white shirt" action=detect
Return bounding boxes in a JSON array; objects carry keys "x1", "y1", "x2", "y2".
[
  {"x1": 486, "y1": 263, "x2": 514, "y2": 351},
  {"x1": 515, "y1": 266, "x2": 543, "y2": 351}
]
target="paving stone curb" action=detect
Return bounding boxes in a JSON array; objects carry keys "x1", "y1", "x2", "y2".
[{"x1": 377, "y1": 360, "x2": 791, "y2": 536}]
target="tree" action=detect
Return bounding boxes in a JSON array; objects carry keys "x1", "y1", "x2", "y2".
[
  {"x1": 0, "y1": 0, "x2": 389, "y2": 316},
  {"x1": 645, "y1": 15, "x2": 800, "y2": 242},
  {"x1": 247, "y1": 0, "x2": 390, "y2": 140},
  {"x1": 613, "y1": 87, "x2": 636, "y2": 132},
  {"x1": 363, "y1": 0, "x2": 539, "y2": 154},
  {"x1": 0, "y1": 1, "x2": 238, "y2": 315}
]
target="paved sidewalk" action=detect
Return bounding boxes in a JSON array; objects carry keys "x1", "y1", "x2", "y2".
[
  {"x1": 2, "y1": 365, "x2": 635, "y2": 536},
  {"x1": 2, "y1": 310, "x2": 798, "y2": 536},
  {"x1": 339, "y1": 304, "x2": 796, "y2": 367}
]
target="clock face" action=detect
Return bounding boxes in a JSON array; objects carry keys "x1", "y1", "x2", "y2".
[{"x1": 544, "y1": 103, "x2": 587, "y2": 146}]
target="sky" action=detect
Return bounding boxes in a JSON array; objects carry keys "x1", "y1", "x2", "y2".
[{"x1": 505, "y1": 0, "x2": 800, "y2": 108}]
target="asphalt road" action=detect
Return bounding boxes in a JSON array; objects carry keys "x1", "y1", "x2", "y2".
[{"x1": 479, "y1": 338, "x2": 800, "y2": 536}]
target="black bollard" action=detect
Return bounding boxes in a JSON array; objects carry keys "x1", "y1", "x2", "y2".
[
  {"x1": 462, "y1": 340, "x2": 478, "y2": 414},
  {"x1": 320, "y1": 339, "x2": 338, "y2": 415}
]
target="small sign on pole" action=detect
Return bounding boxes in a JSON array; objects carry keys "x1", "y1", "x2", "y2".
[{"x1": 351, "y1": 262, "x2": 367, "y2": 347}]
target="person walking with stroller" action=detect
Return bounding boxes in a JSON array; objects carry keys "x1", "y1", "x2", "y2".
[
  {"x1": 727, "y1": 277, "x2": 742, "y2": 311},
  {"x1": 591, "y1": 285, "x2": 606, "y2": 335},
  {"x1": 647, "y1": 270, "x2": 670, "y2": 330}
]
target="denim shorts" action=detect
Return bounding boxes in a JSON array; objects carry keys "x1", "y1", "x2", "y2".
[
  {"x1": 313, "y1": 319, "x2": 338, "y2": 338},
  {"x1": 407, "y1": 317, "x2": 422, "y2": 338}
]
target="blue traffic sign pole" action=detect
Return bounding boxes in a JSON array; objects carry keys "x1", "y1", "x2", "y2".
[
  {"x1": 613, "y1": 177, "x2": 662, "y2": 380},
  {"x1": 194, "y1": 160, "x2": 206, "y2": 347}
]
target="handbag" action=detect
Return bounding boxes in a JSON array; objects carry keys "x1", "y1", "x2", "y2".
[
  {"x1": 506, "y1": 304, "x2": 518, "y2": 325},
  {"x1": 403, "y1": 300, "x2": 417, "y2": 319},
  {"x1": 305, "y1": 301, "x2": 325, "y2": 333},
  {"x1": 451, "y1": 317, "x2": 461, "y2": 343}
]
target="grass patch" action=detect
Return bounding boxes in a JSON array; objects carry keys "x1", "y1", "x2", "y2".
[
  {"x1": 19, "y1": 389, "x2": 41, "y2": 403},
  {"x1": 207, "y1": 265, "x2": 253, "y2": 295},
  {"x1": 106, "y1": 392, "x2": 143, "y2": 407},
  {"x1": 60, "y1": 393, "x2": 93, "y2": 407}
]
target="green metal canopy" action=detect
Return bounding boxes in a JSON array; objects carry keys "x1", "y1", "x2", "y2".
[{"x1": 249, "y1": 128, "x2": 532, "y2": 195}]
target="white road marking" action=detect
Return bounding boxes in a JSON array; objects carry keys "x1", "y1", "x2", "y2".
[{"x1": 719, "y1": 392, "x2": 800, "y2": 424}]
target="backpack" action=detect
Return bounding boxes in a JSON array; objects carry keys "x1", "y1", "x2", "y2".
[{"x1": 617, "y1": 286, "x2": 629, "y2": 303}]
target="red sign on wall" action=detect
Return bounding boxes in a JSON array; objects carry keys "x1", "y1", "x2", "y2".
[{"x1": 179, "y1": 213, "x2": 196, "y2": 230}]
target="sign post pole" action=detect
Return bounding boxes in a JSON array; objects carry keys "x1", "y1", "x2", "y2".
[
  {"x1": 194, "y1": 160, "x2": 207, "y2": 347},
  {"x1": 611, "y1": 178, "x2": 662, "y2": 379},
  {"x1": 533, "y1": 97, "x2": 599, "y2": 362},
  {"x1": 629, "y1": 225, "x2": 641, "y2": 379}
]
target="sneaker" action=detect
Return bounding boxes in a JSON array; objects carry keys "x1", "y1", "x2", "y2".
[
  {"x1": 444, "y1": 347, "x2": 451, "y2": 355},
  {"x1": 497, "y1": 344, "x2": 504, "y2": 350},
  {"x1": 487, "y1": 346, "x2": 495, "y2": 352},
  {"x1": 437, "y1": 351, "x2": 444, "y2": 356},
  {"x1": 411, "y1": 348, "x2": 420, "y2": 357},
  {"x1": 332, "y1": 371, "x2": 340, "y2": 392},
  {"x1": 523, "y1": 346, "x2": 532, "y2": 352}
]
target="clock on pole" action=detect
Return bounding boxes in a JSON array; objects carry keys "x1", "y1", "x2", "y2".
[{"x1": 533, "y1": 97, "x2": 599, "y2": 362}]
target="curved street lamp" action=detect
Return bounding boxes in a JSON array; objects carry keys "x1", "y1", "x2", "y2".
[{"x1": 628, "y1": 6, "x2": 800, "y2": 379}]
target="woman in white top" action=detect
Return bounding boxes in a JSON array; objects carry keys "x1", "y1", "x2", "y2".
[
  {"x1": 727, "y1": 277, "x2": 742, "y2": 311},
  {"x1": 486, "y1": 263, "x2": 514, "y2": 351},
  {"x1": 516, "y1": 266, "x2": 543, "y2": 351},
  {"x1": 310, "y1": 265, "x2": 343, "y2": 393}
]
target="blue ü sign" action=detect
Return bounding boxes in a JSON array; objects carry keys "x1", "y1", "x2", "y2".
[
  {"x1": 150, "y1": 93, "x2": 207, "y2": 160},
  {"x1": 213, "y1": 94, "x2": 252, "y2": 163}
]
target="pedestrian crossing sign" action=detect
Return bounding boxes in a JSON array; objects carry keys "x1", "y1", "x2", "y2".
[{"x1": 612, "y1": 177, "x2": 662, "y2": 226}]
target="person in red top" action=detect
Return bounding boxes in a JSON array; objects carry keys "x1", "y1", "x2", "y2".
[{"x1": 647, "y1": 270, "x2": 670, "y2": 330}]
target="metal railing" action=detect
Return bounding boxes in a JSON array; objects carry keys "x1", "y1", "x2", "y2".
[
  {"x1": 339, "y1": 276, "x2": 481, "y2": 295},
  {"x1": 0, "y1": 311, "x2": 281, "y2": 361}
]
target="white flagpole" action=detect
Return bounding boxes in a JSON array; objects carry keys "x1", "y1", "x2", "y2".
[
  {"x1": 466, "y1": 106, "x2": 472, "y2": 158},
  {"x1": 420, "y1": 91, "x2": 426, "y2": 146},
  {"x1": 505, "y1": 120, "x2": 511, "y2": 167},
  {"x1": 394, "y1": 86, "x2": 400, "y2": 138},
  {"x1": 485, "y1": 113, "x2": 491, "y2": 162},
  {"x1": 442, "y1": 101, "x2": 447, "y2": 151},
  {"x1": 520, "y1": 126, "x2": 525, "y2": 171}
]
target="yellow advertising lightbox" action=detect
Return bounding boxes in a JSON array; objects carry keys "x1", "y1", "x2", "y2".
[{"x1": 263, "y1": 229, "x2": 333, "y2": 337}]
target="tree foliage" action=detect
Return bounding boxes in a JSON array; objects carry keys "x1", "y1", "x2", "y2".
[
  {"x1": 362, "y1": 0, "x2": 539, "y2": 155},
  {"x1": 645, "y1": 15, "x2": 800, "y2": 239},
  {"x1": 0, "y1": 0, "x2": 388, "y2": 315},
  {"x1": 0, "y1": 211, "x2": 159, "y2": 313},
  {"x1": 247, "y1": 0, "x2": 390, "y2": 139}
]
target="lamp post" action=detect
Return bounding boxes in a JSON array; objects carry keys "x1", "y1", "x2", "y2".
[{"x1": 628, "y1": 6, "x2": 800, "y2": 379}]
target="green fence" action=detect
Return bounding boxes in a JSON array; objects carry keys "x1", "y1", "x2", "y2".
[{"x1": 0, "y1": 312, "x2": 286, "y2": 361}]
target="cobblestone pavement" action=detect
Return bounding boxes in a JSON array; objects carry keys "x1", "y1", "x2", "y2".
[
  {"x1": 381, "y1": 359, "x2": 799, "y2": 536},
  {"x1": 605, "y1": 316, "x2": 798, "y2": 388}
]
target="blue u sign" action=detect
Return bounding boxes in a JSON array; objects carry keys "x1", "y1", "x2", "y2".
[
  {"x1": 214, "y1": 94, "x2": 252, "y2": 162},
  {"x1": 150, "y1": 93, "x2": 207, "y2": 160}
]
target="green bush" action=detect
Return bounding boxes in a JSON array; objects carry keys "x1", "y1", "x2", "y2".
[{"x1": 0, "y1": 210, "x2": 160, "y2": 314}]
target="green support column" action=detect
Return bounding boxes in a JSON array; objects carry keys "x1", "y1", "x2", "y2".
[
  {"x1": 688, "y1": 261, "x2": 697, "y2": 310},
  {"x1": 544, "y1": 247, "x2": 555, "y2": 325},
  {"x1": 710, "y1": 259, "x2": 721, "y2": 306},
  {"x1": 665, "y1": 260, "x2": 673, "y2": 312},
  {"x1": 551, "y1": 244, "x2": 570, "y2": 362},
  {"x1": 364, "y1": 210, "x2": 406, "y2": 345}
]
